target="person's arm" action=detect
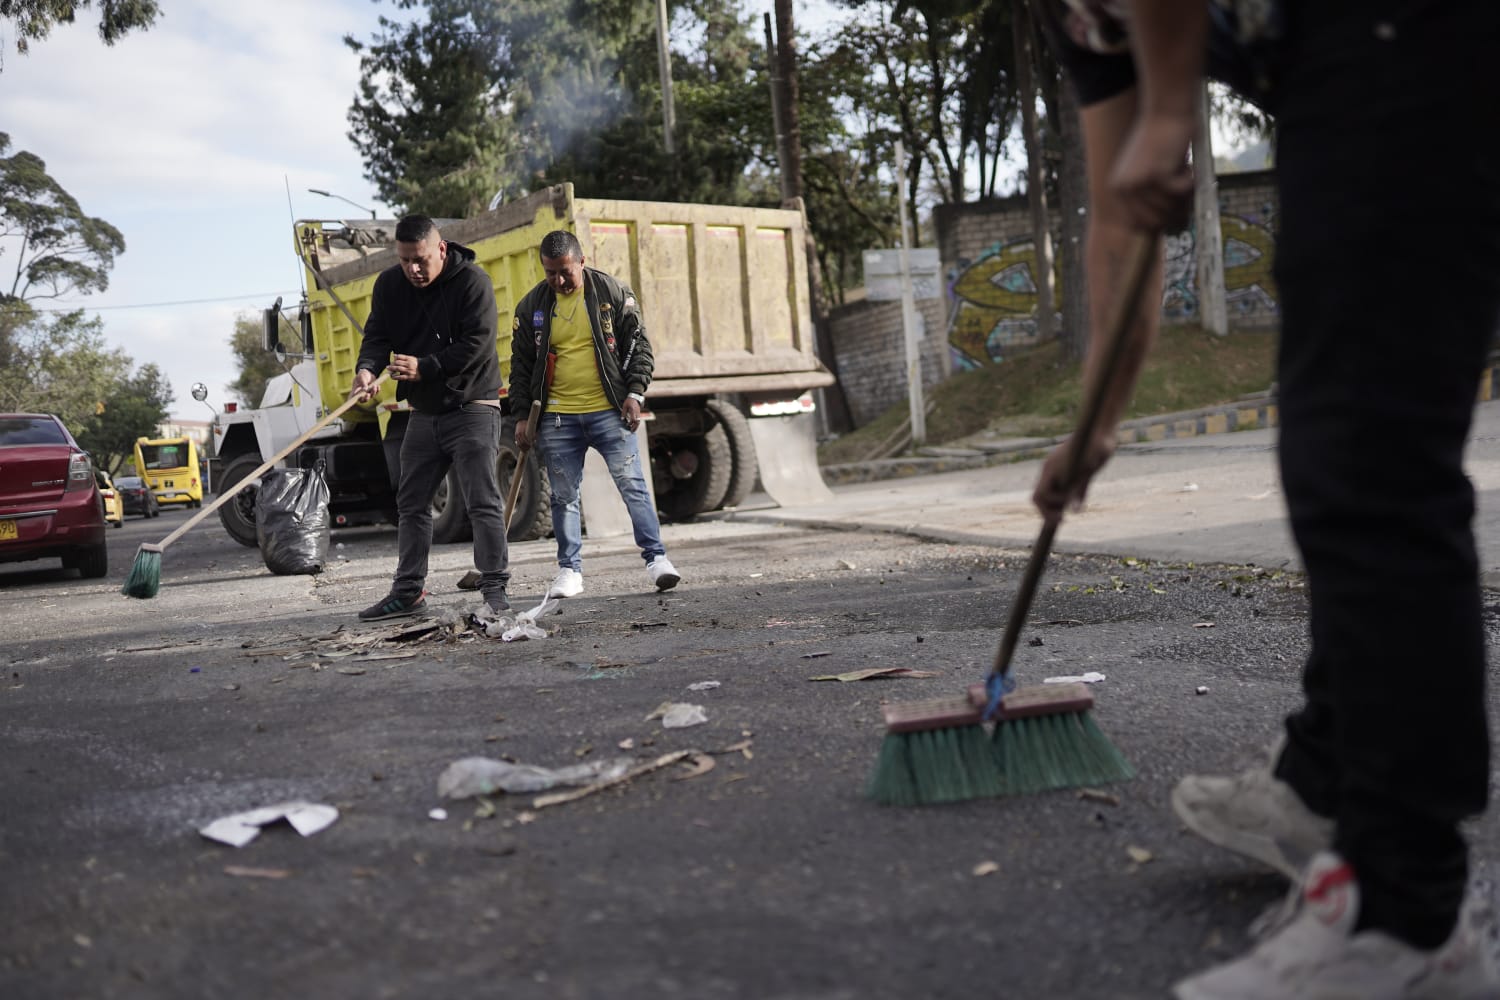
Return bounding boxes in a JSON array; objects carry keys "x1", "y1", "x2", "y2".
[
  {"x1": 352, "y1": 275, "x2": 393, "y2": 400},
  {"x1": 509, "y1": 290, "x2": 538, "y2": 448}
]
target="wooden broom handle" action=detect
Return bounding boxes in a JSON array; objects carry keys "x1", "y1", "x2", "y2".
[
  {"x1": 503, "y1": 399, "x2": 543, "y2": 531},
  {"x1": 991, "y1": 232, "x2": 1158, "y2": 680},
  {"x1": 152, "y1": 372, "x2": 392, "y2": 552}
]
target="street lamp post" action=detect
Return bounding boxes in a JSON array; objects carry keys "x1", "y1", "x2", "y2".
[
  {"x1": 307, "y1": 188, "x2": 377, "y2": 220},
  {"x1": 190, "y1": 382, "x2": 216, "y2": 494}
]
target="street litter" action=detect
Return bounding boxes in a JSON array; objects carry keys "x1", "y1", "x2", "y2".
[
  {"x1": 438, "y1": 756, "x2": 633, "y2": 800},
  {"x1": 686, "y1": 680, "x2": 721, "y2": 692},
  {"x1": 475, "y1": 597, "x2": 560, "y2": 642},
  {"x1": 224, "y1": 865, "x2": 291, "y2": 880},
  {"x1": 1043, "y1": 671, "x2": 1107, "y2": 685},
  {"x1": 428, "y1": 808, "x2": 448, "y2": 821},
  {"x1": 533, "y1": 750, "x2": 697, "y2": 810},
  {"x1": 1177, "y1": 483, "x2": 1200, "y2": 493},
  {"x1": 198, "y1": 801, "x2": 339, "y2": 848},
  {"x1": 808, "y1": 667, "x2": 938, "y2": 682},
  {"x1": 972, "y1": 861, "x2": 1000, "y2": 877},
  {"x1": 672, "y1": 753, "x2": 716, "y2": 780},
  {"x1": 1127, "y1": 845, "x2": 1154, "y2": 865},
  {"x1": 800, "y1": 651, "x2": 833, "y2": 659},
  {"x1": 1196, "y1": 686, "x2": 1210, "y2": 696},
  {"x1": 646, "y1": 702, "x2": 709, "y2": 728}
]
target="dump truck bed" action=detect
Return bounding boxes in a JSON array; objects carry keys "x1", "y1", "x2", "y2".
[{"x1": 297, "y1": 184, "x2": 832, "y2": 418}]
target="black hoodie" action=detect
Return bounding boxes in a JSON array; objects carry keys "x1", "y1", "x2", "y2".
[{"x1": 355, "y1": 240, "x2": 502, "y2": 414}]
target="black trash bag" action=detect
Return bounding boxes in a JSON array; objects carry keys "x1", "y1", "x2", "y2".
[{"x1": 256, "y1": 462, "x2": 331, "y2": 575}]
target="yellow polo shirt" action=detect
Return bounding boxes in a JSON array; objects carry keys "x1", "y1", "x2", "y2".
[{"x1": 546, "y1": 290, "x2": 610, "y2": 413}]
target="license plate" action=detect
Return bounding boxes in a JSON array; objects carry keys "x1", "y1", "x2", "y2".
[{"x1": 0, "y1": 520, "x2": 16, "y2": 541}]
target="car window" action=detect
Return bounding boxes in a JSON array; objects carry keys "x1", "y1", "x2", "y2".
[
  {"x1": 0, "y1": 416, "x2": 67, "y2": 446},
  {"x1": 116, "y1": 476, "x2": 143, "y2": 488}
]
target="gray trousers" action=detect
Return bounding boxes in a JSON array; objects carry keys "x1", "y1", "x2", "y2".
[{"x1": 392, "y1": 405, "x2": 509, "y2": 606}]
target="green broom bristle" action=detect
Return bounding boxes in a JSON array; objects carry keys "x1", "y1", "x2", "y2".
[
  {"x1": 868, "y1": 723, "x2": 1004, "y2": 806},
  {"x1": 991, "y1": 710, "x2": 1134, "y2": 796},
  {"x1": 121, "y1": 544, "x2": 162, "y2": 599}
]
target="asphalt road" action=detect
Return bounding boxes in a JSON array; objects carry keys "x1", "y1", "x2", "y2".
[{"x1": 2, "y1": 426, "x2": 1498, "y2": 1000}]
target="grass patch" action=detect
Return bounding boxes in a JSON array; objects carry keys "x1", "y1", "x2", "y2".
[{"x1": 819, "y1": 324, "x2": 1277, "y2": 466}]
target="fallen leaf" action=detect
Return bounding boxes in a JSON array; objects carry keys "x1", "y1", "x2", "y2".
[
  {"x1": 1077, "y1": 788, "x2": 1121, "y2": 806},
  {"x1": 1126, "y1": 846, "x2": 1154, "y2": 865},
  {"x1": 1193, "y1": 622, "x2": 1216, "y2": 628},
  {"x1": 516, "y1": 811, "x2": 538, "y2": 825},
  {"x1": 224, "y1": 866, "x2": 291, "y2": 880},
  {"x1": 972, "y1": 861, "x2": 1000, "y2": 877},
  {"x1": 617, "y1": 738, "x2": 635, "y2": 750},
  {"x1": 808, "y1": 667, "x2": 939, "y2": 682},
  {"x1": 672, "y1": 753, "x2": 716, "y2": 781},
  {"x1": 337, "y1": 667, "x2": 367, "y2": 676},
  {"x1": 799, "y1": 651, "x2": 833, "y2": 659}
]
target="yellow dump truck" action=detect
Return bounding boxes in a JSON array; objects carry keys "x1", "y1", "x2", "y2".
[{"x1": 211, "y1": 184, "x2": 835, "y2": 547}]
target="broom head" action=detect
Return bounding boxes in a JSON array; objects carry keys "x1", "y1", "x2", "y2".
[
  {"x1": 121, "y1": 542, "x2": 163, "y2": 600},
  {"x1": 968, "y1": 681, "x2": 1134, "y2": 795},
  {"x1": 867, "y1": 696, "x2": 1004, "y2": 806}
]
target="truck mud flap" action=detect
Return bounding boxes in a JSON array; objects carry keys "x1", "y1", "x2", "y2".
[{"x1": 746, "y1": 411, "x2": 834, "y2": 508}]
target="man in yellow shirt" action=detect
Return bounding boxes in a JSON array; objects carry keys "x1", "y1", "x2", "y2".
[{"x1": 509, "y1": 230, "x2": 679, "y2": 598}]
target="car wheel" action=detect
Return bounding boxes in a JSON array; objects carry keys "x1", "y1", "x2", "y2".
[{"x1": 69, "y1": 542, "x2": 109, "y2": 579}]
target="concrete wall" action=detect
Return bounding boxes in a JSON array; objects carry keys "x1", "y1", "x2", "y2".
[{"x1": 826, "y1": 295, "x2": 949, "y2": 427}]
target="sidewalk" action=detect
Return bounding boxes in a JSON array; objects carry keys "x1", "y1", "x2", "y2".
[{"x1": 711, "y1": 396, "x2": 1500, "y2": 586}]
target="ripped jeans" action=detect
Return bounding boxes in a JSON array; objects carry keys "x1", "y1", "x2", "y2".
[{"x1": 535, "y1": 408, "x2": 665, "y2": 571}]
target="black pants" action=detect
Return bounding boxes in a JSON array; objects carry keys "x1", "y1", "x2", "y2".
[{"x1": 1267, "y1": 0, "x2": 1500, "y2": 947}]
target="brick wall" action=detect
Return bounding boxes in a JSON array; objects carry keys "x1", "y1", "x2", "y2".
[{"x1": 827, "y1": 296, "x2": 949, "y2": 427}]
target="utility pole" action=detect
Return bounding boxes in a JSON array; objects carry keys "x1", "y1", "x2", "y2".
[
  {"x1": 894, "y1": 141, "x2": 926, "y2": 448},
  {"x1": 655, "y1": 0, "x2": 676, "y2": 154}
]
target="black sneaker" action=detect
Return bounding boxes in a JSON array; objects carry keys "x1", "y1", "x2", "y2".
[
  {"x1": 487, "y1": 591, "x2": 511, "y2": 614},
  {"x1": 358, "y1": 590, "x2": 428, "y2": 621}
]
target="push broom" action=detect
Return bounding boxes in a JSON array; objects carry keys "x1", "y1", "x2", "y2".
[
  {"x1": 868, "y1": 232, "x2": 1157, "y2": 806},
  {"x1": 122, "y1": 371, "x2": 392, "y2": 598}
]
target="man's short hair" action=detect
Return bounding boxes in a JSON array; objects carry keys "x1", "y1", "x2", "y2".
[
  {"x1": 395, "y1": 214, "x2": 439, "y2": 244},
  {"x1": 539, "y1": 230, "x2": 583, "y2": 262}
]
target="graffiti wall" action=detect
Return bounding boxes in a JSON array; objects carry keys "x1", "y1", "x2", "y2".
[{"x1": 935, "y1": 171, "x2": 1280, "y2": 370}]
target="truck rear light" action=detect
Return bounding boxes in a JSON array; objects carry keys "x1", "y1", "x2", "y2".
[
  {"x1": 225, "y1": 402, "x2": 238, "y2": 413},
  {"x1": 749, "y1": 393, "x2": 817, "y2": 417}
]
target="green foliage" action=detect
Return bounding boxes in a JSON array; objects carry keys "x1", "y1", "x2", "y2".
[
  {"x1": 0, "y1": 0, "x2": 158, "y2": 58},
  {"x1": 75, "y1": 360, "x2": 172, "y2": 474},
  {"x1": 227, "y1": 310, "x2": 289, "y2": 406},
  {"x1": 0, "y1": 131, "x2": 125, "y2": 302},
  {"x1": 0, "y1": 309, "x2": 128, "y2": 434}
]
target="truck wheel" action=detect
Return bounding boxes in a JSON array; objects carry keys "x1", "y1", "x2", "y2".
[
  {"x1": 706, "y1": 399, "x2": 757, "y2": 509},
  {"x1": 652, "y1": 422, "x2": 731, "y2": 522},
  {"x1": 217, "y1": 453, "x2": 263, "y2": 548},
  {"x1": 431, "y1": 467, "x2": 472, "y2": 544},
  {"x1": 498, "y1": 418, "x2": 553, "y2": 542}
]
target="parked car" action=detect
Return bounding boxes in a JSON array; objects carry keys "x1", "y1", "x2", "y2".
[
  {"x1": 0, "y1": 413, "x2": 109, "y2": 578},
  {"x1": 95, "y1": 469, "x2": 124, "y2": 527},
  {"x1": 114, "y1": 475, "x2": 161, "y2": 518}
]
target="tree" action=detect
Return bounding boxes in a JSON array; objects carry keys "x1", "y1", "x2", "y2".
[
  {"x1": 74, "y1": 360, "x2": 172, "y2": 474},
  {"x1": 0, "y1": 0, "x2": 158, "y2": 60},
  {"x1": 0, "y1": 309, "x2": 129, "y2": 432},
  {"x1": 227, "y1": 310, "x2": 287, "y2": 406}
]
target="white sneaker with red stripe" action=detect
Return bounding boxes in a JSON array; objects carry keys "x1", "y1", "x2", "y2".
[{"x1": 1174, "y1": 852, "x2": 1499, "y2": 999}]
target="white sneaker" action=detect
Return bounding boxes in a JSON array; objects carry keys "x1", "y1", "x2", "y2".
[
  {"x1": 1174, "y1": 852, "x2": 1500, "y2": 999},
  {"x1": 547, "y1": 568, "x2": 583, "y2": 598},
  {"x1": 647, "y1": 555, "x2": 680, "y2": 591},
  {"x1": 1172, "y1": 739, "x2": 1334, "y2": 880}
]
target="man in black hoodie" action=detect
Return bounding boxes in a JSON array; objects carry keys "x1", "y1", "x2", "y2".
[{"x1": 349, "y1": 214, "x2": 510, "y2": 621}]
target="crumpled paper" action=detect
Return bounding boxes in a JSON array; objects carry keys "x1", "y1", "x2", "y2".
[
  {"x1": 198, "y1": 801, "x2": 340, "y2": 848},
  {"x1": 437, "y1": 756, "x2": 634, "y2": 799},
  {"x1": 1043, "y1": 671, "x2": 1107, "y2": 685},
  {"x1": 475, "y1": 597, "x2": 560, "y2": 641},
  {"x1": 646, "y1": 702, "x2": 709, "y2": 728}
]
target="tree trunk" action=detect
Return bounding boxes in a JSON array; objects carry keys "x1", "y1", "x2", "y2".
[
  {"x1": 1013, "y1": 0, "x2": 1057, "y2": 346},
  {"x1": 1055, "y1": 78, "x2": 1089, "y2": 361},
  {"x1": 1192, "y1": 81, "x2": 1228, "y2": 336}
]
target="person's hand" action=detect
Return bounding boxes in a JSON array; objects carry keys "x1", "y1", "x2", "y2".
[
  {"x1": 620, "y1": 397, "x2": 642, "y2": 432},
  {"x1": 349, "y1": 368, "x2": 379, "y2": 402},
  {"x1": 388, "y1": 353, "x2": 422, "y2": 382},
  {"x1": 515, "y1": 418, "x2": 535, "y2": 450},
  {"x1": 1108, "y1": 110, "x2": 1195, "y2": 232},
  {"x1": 1032, "y1": 429, "x2": 1117, "y2": 525}
]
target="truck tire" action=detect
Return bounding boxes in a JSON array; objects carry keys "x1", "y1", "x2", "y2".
[
  {"x1": 217, "y1": 453, "x2": 263, "y2": 548},
  {"x1": 652, "y1": 421, "x2": 731, "y2": 522},
  {"x1": 498, "y1": 418, "x2": 553, "y2": 542},
  {"x1": 431, "y1": 468, "x2": 472, "y2": 544},
  {"x1": 706, "y1": 399, "x2": 757, "y2": 510}
]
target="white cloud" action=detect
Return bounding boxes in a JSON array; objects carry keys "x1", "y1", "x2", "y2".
[{"x1": 0, "y1": 0, "x2": 391, "y2": 419}]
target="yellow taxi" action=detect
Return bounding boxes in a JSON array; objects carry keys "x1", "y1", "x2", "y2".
[{"x1": 95, "y1": 469, "x2": 124, "y2": 528}]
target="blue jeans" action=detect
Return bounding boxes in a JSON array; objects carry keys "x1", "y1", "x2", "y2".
[
  {"x1": 392, "y1": 405, "x2": 510, "y2": 606},
  {"x1": 536, "y1": 409, "x2": 665, "y2": 571}
]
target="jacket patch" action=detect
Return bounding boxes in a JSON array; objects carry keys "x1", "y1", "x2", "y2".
[{"x1": 532, "y1": 309, "x2": 545, "y2": 329}]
